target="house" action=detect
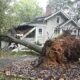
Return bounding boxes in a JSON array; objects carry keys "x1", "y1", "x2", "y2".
[
  {"x1": 1, "y1": 10, "x2": 80, "y2": 51},
  {"x1": 44, "y1": 11, "x2": 80, "y2": 41},
  {"x1": 15, "y1": 21, "x2": 46, "y2": 45},
  {"x1": 15, "y1": 10, "x2": 80, "y2": 46}
]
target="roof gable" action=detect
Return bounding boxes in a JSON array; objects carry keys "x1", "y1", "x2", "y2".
[
  {"x1": 59, "y1": 19, "x2": 79, "y2": 29},
  {"x1": 44, "y1": 10, "x2": 70, "y2": 21}
]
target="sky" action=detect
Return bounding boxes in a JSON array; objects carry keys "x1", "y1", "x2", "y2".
[
  {"x1": 71, "y1": 0, "x2": 75, "y2": 1},
  {"x1": 37, "y1": 0, "x2": 48, "y2": 11},
  {"x1": 10, "y1": 0, "x2": 48, "y2": 12}
]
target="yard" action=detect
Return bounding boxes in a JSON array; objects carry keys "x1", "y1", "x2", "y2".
[
  {"x1": 0, "y1": 49, "x2": 80, "y2": 80},
  {"x1": 0, "y1": 50, "x2": 38, "y2": 80},
  {"x1": 1, "y1": 0, "x2": 80, "y2": 79}
]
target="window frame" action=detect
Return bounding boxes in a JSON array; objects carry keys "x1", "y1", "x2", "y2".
[
  {"x1": 39, "y1": 28, "x2": 42, "y2": 35},
  {"x1": 57, "y1": 16, "x2": 60, "y2": 23}
]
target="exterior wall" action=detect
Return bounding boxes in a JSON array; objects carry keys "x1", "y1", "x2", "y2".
[
  {"x1": 23, "y1": 38, "x2": 35, "y2": 43},
  {"x1": 45, "y1": 14, "x2": 67, "y2": 41},
  {"x1": 35, "y1": 24, "x2": 46, "y2": 44},
  {"x1": 61, "y1": 22, "x2": 78, "y2": 36}
]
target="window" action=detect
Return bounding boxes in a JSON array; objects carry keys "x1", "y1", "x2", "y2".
[
  {"x1": 39, "y1": 29, "x2": 42, "y2": 35},
  {"x1": 57, "y1": 16, "x2": 60, "y2": 23},
  {"x1": 74, "y1": 30, "x2": 76, "y2": 33}
]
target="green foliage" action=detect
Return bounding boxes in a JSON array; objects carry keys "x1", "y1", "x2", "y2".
[
  {"x1": 0, "y1": 50, "x2": 38, "y2": 58},
  {"x1": 0, "y1": 0, "x2": 17, "y2": 34},
  {"x1": 0, "y1": 50, "x2": 10, "y2": 58},
  {"x1": 11, "y1": 51, "x2": 38, "y2": 56},
  {"x1": 0, "y1": 75, "x2": 5, "y2": 80},
  {"x1": 0, "y1": 74, "x2": 25, "y2": 80},
  {"x1": 13, "y1": 0, "x2": 43, "y2": 22},
  {"x1": 0, "y1": 0, "x2": 6, "y2": 33},
  {"x1": 0, "y1": 0, "x2": 43, "y2": 34}
]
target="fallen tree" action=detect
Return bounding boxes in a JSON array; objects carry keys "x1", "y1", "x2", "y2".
[
  {"x1": 1, "y1": 31, "x2": 80, "y2": 68},
  {"x1": 0, "y1": 34, "x2": 42, "y2": 53}
]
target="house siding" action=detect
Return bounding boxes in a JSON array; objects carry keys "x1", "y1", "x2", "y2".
[
  {"x1": 35, "y1": 24, "x2": 46, "y2": 44},
  {"x1": 45, "y1": 14, "x2": 68, "y2": 41}
]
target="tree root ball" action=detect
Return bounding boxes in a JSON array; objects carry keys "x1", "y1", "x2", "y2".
[{"x1": 33, "y1": 31, "x2": 80, "y2": 68}]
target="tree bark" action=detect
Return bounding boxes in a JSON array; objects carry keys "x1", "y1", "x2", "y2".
[{"x1": 0, "y1": 34, "x2": 42, "y2": 53}]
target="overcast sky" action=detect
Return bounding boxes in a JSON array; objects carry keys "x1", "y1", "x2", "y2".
[
  {"x1": 11, "y1": 0, "x2": 48, "y2": 12},
  {"x1": 37, "y1": 0, "x2": 48, "y2": 11}
]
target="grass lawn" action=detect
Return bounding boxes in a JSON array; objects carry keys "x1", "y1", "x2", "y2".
[
  {"x1": 0, "y1": 50, "x2": 39, "y2": 80},
  {"x1": 0, "y1": 50, "x2": 39, "y2": 58}
]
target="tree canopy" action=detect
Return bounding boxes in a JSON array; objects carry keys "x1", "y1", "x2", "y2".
[
  {"x1": 48, "y1": 0, "x2": 80, "y2": 21},
  {"x1": 0, "y1": 0, "x2": 43, "y2": 34},
  {"x1": 13, "y1": 0, "x2": 43, "y2": 22}
]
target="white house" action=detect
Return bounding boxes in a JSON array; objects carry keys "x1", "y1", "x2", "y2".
[
  {"x1": 1, "y1": 10, "x2": 80, "y2": 51},
  {"x1": 14, "y1": 10, "x2": 80, "y2": 46},
  {"x1": 44, "y1": 11, "x2": 79, "y2": 41}
]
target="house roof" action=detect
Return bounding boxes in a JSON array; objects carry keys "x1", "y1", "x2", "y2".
[
  {"x1": 15, "y1": 24, "x2": 34, "y2": 31},
  {"x1": 44, "y1": 10, "x2": 70, "y2": 21},
  {"x1": 31, "y1": 16, "x2": 46, "y2": 24},
  {"x1": 59, "y1": 19, "x2": 79, "y2": 29}
]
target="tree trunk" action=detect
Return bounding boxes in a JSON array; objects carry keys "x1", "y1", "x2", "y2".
[{"x1": 0, "y1": 34, "x2": 42, "y2": 53}]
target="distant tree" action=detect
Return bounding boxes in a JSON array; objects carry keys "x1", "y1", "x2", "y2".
[
  {"x1": 48, "y1": 0, "x2": 73, "y2": 12},
  {"x1": 0, "y1": 0, "x2": 6, "y2": 33},
  {"x1": 48, "y1": 0, "x2": 80, "y2": 21},
  {"x1": 0, "y1": 0, "x2": 19, "y2": 33},
  {"x1": 13, "y1": 0, "x2": 43, "y2": 23},
  {"x1": 0, "y1": 0, "x2": 43, "y2": 34}
]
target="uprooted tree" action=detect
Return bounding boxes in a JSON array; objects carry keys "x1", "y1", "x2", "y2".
[
  {"x1": 0, "y1": 34, "x2": 42, "y2": 53},
  {"x1": 1, "y1": 31, "x2": 80, "y2": 68},
  {"x1": 38, "y1": 32, "x2": 80, "y2": 68}
]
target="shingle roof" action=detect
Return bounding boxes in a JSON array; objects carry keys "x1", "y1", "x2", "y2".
[
  {"x1": 31, "y1": 16, "x2": 46, "y2": 24},
  {"x1": 44, "y1": 10, "x2": 70, "y2": 21}
]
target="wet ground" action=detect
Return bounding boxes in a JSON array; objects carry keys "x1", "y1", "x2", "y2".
[
  {"x1": 0, "y1": 55, "x2": 80, "y2": 80},
  {"x1": 0, "y1": 55, "x2": 37, "y2": 70}
]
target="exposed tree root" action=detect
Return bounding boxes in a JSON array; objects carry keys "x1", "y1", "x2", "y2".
[{"x1": 33, "y1": 31, "x2": 80, "y2": 68}]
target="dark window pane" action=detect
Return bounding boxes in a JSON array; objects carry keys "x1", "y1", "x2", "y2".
[
  {"x1": 57, "y1": 16, "x2": 60, "y2": 23},
  {"x1": 39, "y1": 29, "x2": 42, "y2": 34}
]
